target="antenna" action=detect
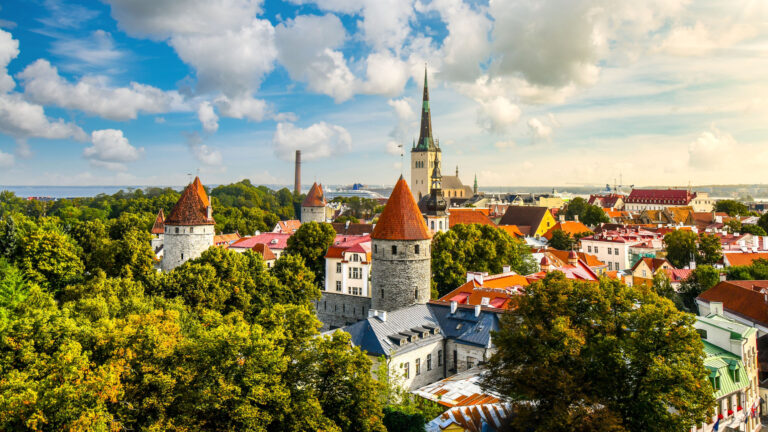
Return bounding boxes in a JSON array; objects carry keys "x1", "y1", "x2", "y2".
[{"x1": 186, "y1": 172, "x2": 193, "y2": 184}]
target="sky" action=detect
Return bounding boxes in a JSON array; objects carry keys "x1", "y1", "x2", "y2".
[{"x1": 0, "y1": 0, "x2": 767, "y2": 188}]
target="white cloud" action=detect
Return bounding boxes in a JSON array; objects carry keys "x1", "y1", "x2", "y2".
[
  {"x1": 428, "y1": 0, "x2": 491, "y2": 81},
  {"x1": 84, "y1": 129, "x2": 143, "y2": 170},
  {"x1": 658, "y1": 20, "x2": 757, "y2": 57},
  {"x1": 185, "y1": 132, "x2": 223, "y2": 166},
  {"x1": 273, "y1": 122, "x2": 352, "y2": 161},
  {"x1": 197, "y1": 101, "x2": 218, "y2": 133},
  {"x1": 360, "y1": 52, "x2": 410, "y2": 96},
  {"x1": 0, "y1": 28, "x2": 19, "y2": 93},
  {"x1": 0, "y1": 149, "x2": 13, "y2": 167},
  {"x1": 386, "y1": 97, "x2": 415, "y2": 154},
  {"x1": 0, "y1": 93, "x2": 87, "y2": 141},
  {"x1": 18, "y1": 59, "x2": 187, "y2": 120},
  {"x1": 494, "y1": 140, "x2": 515, "y2": 149},
  {"x1": 688, "y1": 126, "x2": 735, "y2": 169},
  {"x1": 39, "y1": 0, "x2": 99, "y2": 29},
  {"x1": 275, "y1": 14, "x2": 355, "y2": 102},
  {"x1": 477, "y1": 96, "x2": 521, "y2": 133},
  {"x1": 527, "y1": 117, "x2": 553, "y2": 141},
  {"x1": 49, "y1": 30, "x2": 125, "y2": 72}
]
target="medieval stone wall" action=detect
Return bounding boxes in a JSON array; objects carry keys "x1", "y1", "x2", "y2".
[
  {"x1": 370, "y1": 238, "x2": 431, "y2": 311},
  {"x1": 301, "y1": 206, "x2": 326, "y2": 223},
  {"x1": 162, "y1": 224, "x2": 214, "y2": 271},
  {"x1": 316, "y1": 292, "x2": 372, "y2": 330}
]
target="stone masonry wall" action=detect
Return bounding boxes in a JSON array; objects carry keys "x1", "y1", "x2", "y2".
[
  {"x1": 301, "y1": 206, "x2": 326, "y2": 223},
  {"x1": 316, "y1": 292, "x2": 372, "y2": 330},
  {"x1": 162, "y1": 224, "x2": 214, "y2": 271},
  {"x1": 371, "y1": 238, "x2": 431, "y2": 311}
]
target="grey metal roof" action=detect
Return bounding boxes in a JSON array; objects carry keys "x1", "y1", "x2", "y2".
[{"x1": 342, "y1": 303, "x2": 499, "y2": 358}]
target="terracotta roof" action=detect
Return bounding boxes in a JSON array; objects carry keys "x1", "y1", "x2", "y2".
[
  {"x1": 250, "y1": 243, "x2": 277, "y2": 261},
  {"x1": 542, "y1": 221, "x2": 592, "y2": 240},
  {"x1": 372, "y1": 176, "x2": 431, "y2": 241},
  {"x1": 498, "y1": 225, "x2": 524, "y2": 238},
  {"x1": 151, "y1": 208, "x2": 165, "y2": 234},
  {"x1": 631, "y1": 257, "x2": 673, "y2": 273},
  {"x1": 698, "y1": 281, "x2": 768, "y2": 326},
  {"x1": 664, "y1": 268, "x2": 692, "y2": 282},
  {"x1": 230, "y1": 233, "x2": 291, "y2": 250},
  {"x1": 437, "y1": 275, "x2": 528, "y2": 311},
  {"x1": 275, "y1": 220, "x2": 301, "y2": 233},
  {"x1": 448, "y1": 209, "x2": 496, "y2": 228},
  {"x1": 331, "y1": 222, "x2": 374, "y2": 236},
  {"x1": 588, "y1": 194, "x2": 624, "y2": 208},
  {"x1": 723, "y1": 253, "x2": 768, "y2": 267},
  {"x1": 498, "y1": 206, "x2": 549, "y2": 235},
  {"x1": 214, "y1": 233, "x2": 241, "y2": 246},
  {"x1": 625, "y1": 188, "x2": 694, "y2": 205},
  {"x1": 302, "y1": 182, "x2": 326, "y2": 207},
  {"x1": 546, "y1": 248, "x2": 605, "y2": 268},
  {"x1": 165, "y1": 177, "x2": 215, "y2": 226}
]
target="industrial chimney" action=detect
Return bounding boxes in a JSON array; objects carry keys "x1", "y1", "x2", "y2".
[{"x1": 294, "y1": 150, "x2": 301, "y2": 195}]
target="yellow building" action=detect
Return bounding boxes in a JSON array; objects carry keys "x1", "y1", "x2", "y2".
[{"x1": 498, "y1": 206, "x2": 557, "y2": 237}]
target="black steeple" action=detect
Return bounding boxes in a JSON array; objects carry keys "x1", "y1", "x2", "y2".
[
  {"x1": 425, "y1": 158, "x2": 447, "y2": 215},
  {"x1": 414, "y1": 66, "x2": 438, "y2": 152}
]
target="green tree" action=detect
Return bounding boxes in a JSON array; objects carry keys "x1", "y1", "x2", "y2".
[
  {"x1": 725, "y1": 258, "x2": 768, "y2": 281},
  {"x1": 715, "y1": 199, "x2": 749, "y2": 216},
  {"x1": 432, "y1": 224, "x2": 536, "y2": 297},
  {"x1": 697, "y1": 232, "x2": 722, "y2": 266},
  {"x1": 547, "y1": 229, "x2": 575, "y2": 251},
  {"x1": 334, "y1": 215, "x2": 360, "y2": 224},
  {"x1": 663, "y1": 230, "x2": 698, "y2": 268},
  {"x1": 739, "y1": 224, "x2": 766, "y2": 236},
  {"x1": 582, "y1": 205, "x2": 609, "y2": 226},
  {"x1": 285, "y1": 221, "x2": 337, "y2": 283},
  {"x1": 677, "y1": 265, "x2": 720, "y2": 312},
  {"x1": 758, "y1": 213, "x2": 768, "y2": 234},
  {"x1": 484, "y1": 273, "x2": 714, "y2": 432},
  {"x1": 17, "y1": 229, "x2": 84, "y2": 294},
  {"x1": 564, "y1": 197, "x2": 588, "y2": 221}
]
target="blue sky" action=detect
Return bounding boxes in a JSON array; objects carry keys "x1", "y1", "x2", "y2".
[{"x1": 0, "y1": 0, "x2": 767, "y2": 187}]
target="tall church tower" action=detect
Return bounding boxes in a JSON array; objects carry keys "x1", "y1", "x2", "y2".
[
  {"x1": 411, "y1": 67, "x2": 441, "y2": 201},
  {"x1": 371, "y1": 176, "x2": 432, "y2": 312},
  {"x1": 162, "y1": 177, "x2": 215, "y2": 271},
  {"x1": 424, "y1": 160, "x2": 448, "y2": 234}
]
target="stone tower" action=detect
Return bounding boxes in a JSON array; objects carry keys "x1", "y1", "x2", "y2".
[
  {"x1": 423, "y1": 159, "x2": 448, "y2": 234},
  {"x1": 301, "y1": 182, "x2": 327, "y2": 223},
  {"x1": 162, "y1": 177, "x2": 215, "y2": 271},
  {"x1": 411, "y1": 67, "x2": 441, "y2": 201},
  {"x1": 371, "y1": 176, "x2": 432, "y2": 312}
]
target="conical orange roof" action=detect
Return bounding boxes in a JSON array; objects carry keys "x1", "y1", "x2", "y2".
[
  {"x1": 302, "y1": 182, "x2": 326, "y2": 207},
  {"x1": 165, "y1": 176, "x2": 215, "y2": 226},
  {"x1": 151, "y1": 208, "x2": 165, "y2": 234},
  {"x1": 372, "y1": 176, "x2": 431, "y2": 240}
]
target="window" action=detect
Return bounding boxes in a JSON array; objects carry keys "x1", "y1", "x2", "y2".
[
  {"x1": 467, "y1": 357, "x2": 475, "y2": 369},
  {"x1": 431, "y1": 221, "x2": 435, "y2": 230},
  {"x1": 416, "y1": 358, "x2": 421, "y2": 375},
  {"x1": 380, "y1": 289, "x2": 384, "y2": 298},
  {"x1": 588, "y1": 246, "x2": 592, "y2": 253},
  {"x1": 374, "y1": 245, "x2": 377, "y2": 253},
  {"x1": 594, "y1": 247, "x2": 598, "y2": 253},
  {"x1": 414, "y1": 289, "x2": 418, "y2": 299},
  {"x1": 415, "y1": 245, "x2": 420, "y2": 254},
  {"x1": 349, "y1": 267, "x2": 362, "y2": 279},
  {"x1": 615, "y1": 262, "x2": 619, "y2": 270},
  {"x1": 175, "y1": 227, "x2": 179, "y2": 234},
  {"x1": 438, "y1": 350, "x2": 443, "y2": 366},
  {"x1": 181, "y1": 253, "x2": 184, "y2": 260},
  {"x1": 189, "y1": 227, "x2": 194, "y2": 233},
  {"x1": 614, "y1": 248, "x2": 619, "y2": 255},
  {"x1": 439, "y1": 221, "x2": 443, "y2": 230},
  {"x1": 427, "y1": 354, "x2": 432, "y2": 371},
  {"x1": 336, "y1": 263, "x2": 342, "y2": 273},
  {"x1": 403, "y1": 362, "x2": 410, "y2": 379},
  {"x1": 392, "y1": 245, "x2": 397, "y2": 255},
  {"x1": 608, "y1": 248, "x2": 612, "y2": 255},
  {"x1": 642, "y1": 270, "x2": 647, "y2": 277},
  {"x1": 608, "y1": 262, "x2": 612, "y2": 270},
  {"x1": 453, "y1": 350, "x2": 457, "y2": 369},
  {"x1": 336, "y1": 281, "x2": 342, "y2": 292}
]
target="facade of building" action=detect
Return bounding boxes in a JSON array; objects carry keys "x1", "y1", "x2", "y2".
[
  {"x1": 324, "y1": 235, "x2": 372, "y2": 297},
  {"x1": 301, "y1": 182, "x2": 327, "y2": 223},
  {"x1": 624, "y1": 188, "x2": 698, "y2": 211},
  {"x1": 151, "y1": 208, "x2": 165, "y2": 259},
  {"x1": 579, "y1": 226, "x2": 666, "y2": 271},
  {"x1": 692, "y1": 309, "x2": 760, "y2": 432},
  {"x1": 161, "y1": 177, "x2": 215, "y2": 271},
  {"x1": 629, "y1": 257, "x2": 675, "y2": 287}
]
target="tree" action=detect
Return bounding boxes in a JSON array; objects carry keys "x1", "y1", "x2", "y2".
[
  {"x1": 697, "y1": 232, "x2": 722, "y2": 266},
  {"x1": 715, "y1": 200, "x2": 749, "y2": 216},
  {"x1": 739, "y1": 224, "x2": 766, "y2": 236},
  {"x1": 285, "y1": 221, "x2": 337, "y2": 283},
  {"x1": 725, "y1": 258, "x2": 768, "y2": 281},
  {"x1": 758, "y1": 213, "x2": 768, "y2": 234},
  {"x1": 484, "y1": 273, "x2": 714, "y2": 432},
  {"x1": 17, "y1": 229, "x2": 84, "y2": 294},
  {"x1": 547, "y1": 229, "x2": 575, "y2": 251},
  {"x1": 663, "y1": 230, "x2": 698, "y2": 268},
  {"x1": 564, "y1": 197, "x2": 588, "y2": 221},
  {"x1": 431, "y1": 224, "x2": 537, "y2": 297},
  {"x1": 678, "y1": 265, "x2": 720, "y2": 312},
  {"x1": 334, "y1": 215, "x2": 360, "y2": 224},
  {"x1": 582, "y1": 205, "x2": 609, "y2": 226}
]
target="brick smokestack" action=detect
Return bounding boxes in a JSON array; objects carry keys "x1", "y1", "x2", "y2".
[{"x1": 294, "y1": 150, "x2": 301, "y2": 195}]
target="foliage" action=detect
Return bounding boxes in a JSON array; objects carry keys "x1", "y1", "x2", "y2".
[
  {"x1": 285, "y1": 222, "x2": 337, "y2": 283},
  {"x1": 17, "y1": 229, "x2": 84, "y2": 294},
  {"x1": 758, "y1": 213, "x2": 768, "y2": 234},
  {"x1": 715, "y1": 199, "x2": 749, "y2": 216},
  {"x1": 677, "y1": 265, "x2": 721, "y2": 312},
  {"x1": 547, "y1": 229, "x2": 575, "y2": 251},
  {"x1": 564, "y1": 197, "x2": 609, "y2": 226},
  {"x1": 431, "y1": 224, "x2": 537, "y2": 297},
  {"x1": 375, "y1": 358, "x2": 441, "y2": 432},
  {"x1": 334, "y1": 215, "x2": 360, "y2": 224},
  {"x1": 697, "y1": 233, "x2": 723, "y2": 266},
  {"x1": 330, "y1": 197, "x2": 383, "y2": 220},
  {"x1": 663, "y1": 230, "x2": 698, "y2": 268},
  {"x1": 725, "y1": 220, "x2": 766, "y2": 236},
  {"x1": 484, "y1": 273, "x2": 714, "y2": 432},
  {"x1": 726, "y1": 258, "x2": 768, "y2": 281}
]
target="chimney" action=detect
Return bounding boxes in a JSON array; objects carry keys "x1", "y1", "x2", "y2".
[
  {"x1": 719, "y1": 272, "x2": 726, "y2": 282},
  {"x1": 574, "y1": 214, "x2": 579, "y2": 222},
  {"x1": 559, "y1": 214, "x2": 565, "y2": 222},
  {"x1": 379, "y1": 310, "x2": 387, "y2": 322},
  {"x1": 450, "y1": 301, "x2": 457, "y2": 314},
  {"x1": 294, "y1": 150, "x2": 301, "y2": 195},
  {"x1": 474, "y1": 304, "x2": 481, "y2": 317},
  {"x1": 502, "y1": 265, "x2": 511, "y2": 273}
]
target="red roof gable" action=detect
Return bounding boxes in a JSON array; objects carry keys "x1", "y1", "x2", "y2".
[
  {"x1": 251, "y1": 243, "x2": 277, "y2": 261},
  {"x1": 448, "y1": 209, "x2": 496, "y2": 228},
  {"x1": 302, "y1": 182, "x2": 326, "y2": 207},
  {"x1": 698, "y1": 281, "x2": 768, "y2": 326},
  {"x1": 151, "y1": 208, "x2": 165, "y2": 234},
  {"x1": 165, "y1": 177, "x2": 215, "y2": 226},
  {"x1": 625, "y1": 189, "x2": 694, "y2": 205},
  {"x1": 231, "y1": 233, "x2": 292, "y2": 250},
  {"x1": 372, "y1": 176, "x2": 431, "y2": 241}
]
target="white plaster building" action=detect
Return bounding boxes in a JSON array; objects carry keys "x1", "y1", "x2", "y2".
[
  {"x1": 324, "y1": 235, "x2": 372, "y2": 297},
  {"x1": 161, "y1": 177, "x2": 215, "y2": 271}
]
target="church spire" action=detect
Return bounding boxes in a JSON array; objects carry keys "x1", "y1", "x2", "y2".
[
  {"x1": 415, "y1": 66, "x2": 434, "y2": 151},
  {"x1": 473, "y1": 173, "x2": 478, "y2": 195}
]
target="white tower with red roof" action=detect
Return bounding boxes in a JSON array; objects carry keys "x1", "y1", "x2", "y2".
[
  {"x1": 301, "y1": 182, "x2": 327, "y2": 223},
  {"x1": 162, "y1": 177, "x2": 215, "y2": 271}
]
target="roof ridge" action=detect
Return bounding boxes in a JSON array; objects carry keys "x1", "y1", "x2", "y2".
[{"x1": 372, "y1": 177, "x2": 431, "y2": 240}]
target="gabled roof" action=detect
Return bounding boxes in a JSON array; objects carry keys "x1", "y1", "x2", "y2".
[
  {"x1": 372, "y1": 176, "x2": 431, "y2": 241},
  {"x1": 542, "y1": 221, "x2": 592, "y2": 240},
  {"x1": 437, "y1": 273, "x2": 529, "y2": 310},
  {"x1": 625, "y1": 188, "x2": 694, "y2": 205},
  {"x1": 664, "y1": 268, "x2": 692, "y2": 282},
  {"x1": 230, "y1": 232, "x2": 292, "y2": 250},
  {"x1": 631, "y1": 257, "x2": 673, "y2": 273},
  {"x1": 331, "y1": 222, "x2": 374, "y2": 236},
  {"x1": 251, "y1": 243, "x2": 277, "y2": 261},
  {"x1": 448, "y1": 209, "x2": 496, "y2": 228},
  {"x1": 497, "y1": 225, "x2": 524, "y2": 238},
  {"x1": 697, "y1": 280, "x2": 768, "y2": 327},
  {"x1": 165, "y1": 177, "x2": 215, "y2": 226},
  {"x1": 545, "y1": 248, "x2": 605, "y2": 268},
  {"x1": 723, "y1": 252, "x2": 768, "y2": 267},
  {"x1": 414, "y1": 367, "x2": 504, "y2": 408},
  {"x1": 498, "y1": 206, "x2": 549, "y2": 234},
  {"x1": 302, "y1": 182, "x2": 326, "y2": 207},
  {"x1": 275, "y1": 220, "x2": 301, "y2": 233},
  {"x1": 151, "y1": 208, "x2": 165, "y2": 234},
  {"x1": 214, "y1": 233, "x2": 241, "y2": 246}
]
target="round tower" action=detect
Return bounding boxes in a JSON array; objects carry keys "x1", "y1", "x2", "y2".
[
  {"x1": 301, "y1": 182, "x2": 327, "y2": 223},
  {"x1": 371, "y1": 176, "x2": 432, "y2": 312},
  {"x1": 162, "y1": 177, "x2": 215, "y2": 271}
]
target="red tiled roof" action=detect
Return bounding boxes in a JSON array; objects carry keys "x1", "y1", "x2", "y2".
[
  {"x1": 498, "y1": 225, "x2": 524, "y2": 238},
  {"x1": 214, "y1": 233, "x2": 241, "y2": 246},
  {"x1": 631, "y1": 257, "x2": 673, "y2": 273},
  {"x1": 372, "y1": 176, "x2": 431, "y2": 241},
  {"x1": 437, "y1": 274, "x2": 528, "y2": 310},
  {"x1": 275, "y1": 220, "x2": 301, "y2": 233},
  {"x1": 546, "y1": 248, "x2": 605, "y2": 268},
  {"x1": 449, "y1": 209, "x2": 496, "y2": 228},
  {"x1": 325, "y1": 235, "x2": 371, "y2": 259},
  {"x1": 625, "y1": 189, "x2": 694, "y2": 205},
  {"x1": 302, "y1": 182, "x2": 326, "y2": 207},
  {"x1": 151, "y1": 208, "x2": 165, "y2": 234},
  {"x1": 664, "y1": 268, "x2": 692, "y2": 282},
  {"x1": 165, "y1": 177, "x2": 215, "y2": 226},
  {"x1": 230, "y1": 232, "x2": 292, "y2": 250},
  {"x1": 251, "y1": 243, "x2": 277, "y2": 261},
  {"x1": 542, "y1": 221, "x2": 592, "y2": 240},
  {"x1": 588, "y1": 194, "x2": 624, "y2": 208},
  {"x1": 698, "y1": 281, "x2": 768, "y2": 326},
  {"x1": 723, "y1": 253, "x2": 768, "y2": 267}
]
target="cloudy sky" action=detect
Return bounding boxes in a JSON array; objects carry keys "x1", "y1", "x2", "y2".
[{"x1": 0, "y1": 0, "x2": 767, "y2": 188}]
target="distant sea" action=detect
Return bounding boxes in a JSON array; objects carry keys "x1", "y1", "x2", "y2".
[{"x1": 0, "y1": 186, "x2": 174, "y2": 199}]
